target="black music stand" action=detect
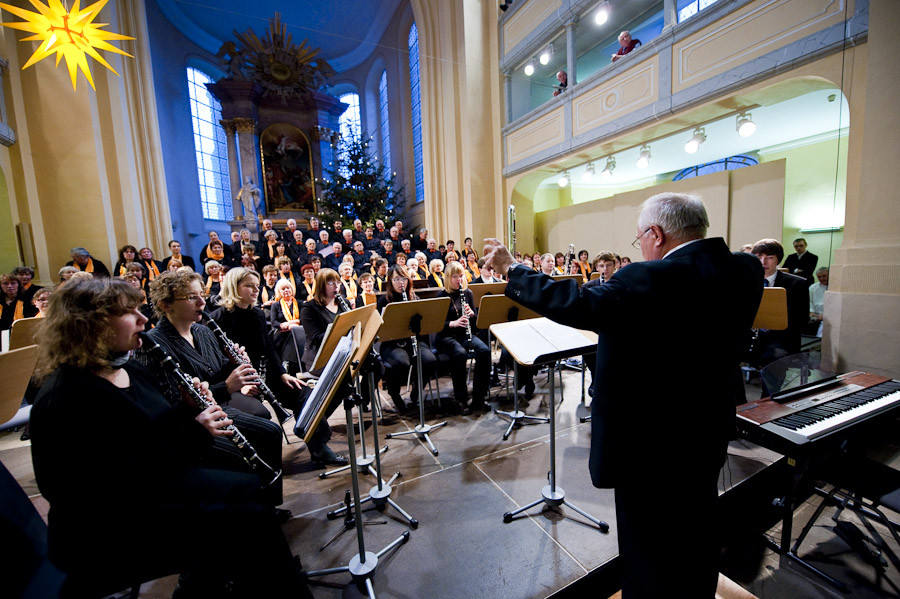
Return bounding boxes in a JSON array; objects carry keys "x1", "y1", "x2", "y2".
[
  {"x1": 328, "y1": 310, "x2": 419, "y2": 529},
  {"x1": 381, "y1": 297, "x2": 451, "y2": 456},
  {"x1": 490, "y1": 318, "x2": 608, "y2": 532},
  {"x1": 303, "y1": 325, "x2": 410, "y2": 598},
  {"x1": 477, "y1": 295, "x2": 546, "y2": 440}
]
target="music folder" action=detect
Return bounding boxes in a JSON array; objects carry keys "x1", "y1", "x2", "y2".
[
  {"x1": 312, "y1": 303, "x2": 377, "y2": 372},
  {"x1": 475, "y1": 294, "x2": 541, "y2": 331},
  {"x1": 490, "y1": 317, "x2": 597, "y2": 367}
]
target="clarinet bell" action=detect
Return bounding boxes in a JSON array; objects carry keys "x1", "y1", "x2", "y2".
[{"x1": 271, "y1": 401, "x2": 293, "y2": 424}]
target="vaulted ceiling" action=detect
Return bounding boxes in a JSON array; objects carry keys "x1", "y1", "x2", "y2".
[{"x1": 155, "y1": 0, "x2": 401, "y2": 72}]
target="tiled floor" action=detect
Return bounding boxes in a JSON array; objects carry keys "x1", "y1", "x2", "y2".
[{"x1": 3, "y1": 365, "x2": 898, "y2": 598}]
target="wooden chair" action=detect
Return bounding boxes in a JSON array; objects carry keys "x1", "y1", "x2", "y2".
[
  {"x1": 9, "y1": 316, "x2": 42, "y2": 351},
  {"x1": 0, "y1": 345, "x2": 39, "y2": 427}
]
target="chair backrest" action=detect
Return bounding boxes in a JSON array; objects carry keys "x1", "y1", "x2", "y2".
[
  {"x1": 9, "y1": 317, "x2": 42, "y2": 351},
  {"x1": 753, "y1": 287, "x2": 788, "y2": 330},
  {"x1": 0, "y1": 345, "x2": 39, "y2": 425}
]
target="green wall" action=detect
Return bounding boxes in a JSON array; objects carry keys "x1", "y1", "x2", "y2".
[{"x1": 0, "y1": 168, "x2": 20, "y2": 273}]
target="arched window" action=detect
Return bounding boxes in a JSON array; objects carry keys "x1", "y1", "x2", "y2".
[
  {"x1": 378, "y1": 70, "x2": 392, "y2": 178},
  {"x1": 673, "y1": 154, "x2": 758, "y2": 181},
  {"x1": 187, "y1": 67, "x2": 232, "y2": 221},
  {"x1": 338, "y1": 92, "x2": 361, "y2": 177},
  {"x1": 408, "y1": 23, "x2": 424, "y2": 204}
]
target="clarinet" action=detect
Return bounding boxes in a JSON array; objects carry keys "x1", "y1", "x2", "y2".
[
  {"x1": 563, "y1": 243, "x2": 575, "y2": 275},
  {"x1": 460, "y1": 292, "x2": 475, "y2": 358},
  {"x1": 138, "y1": 333, "x2": 281, "y2": 487},
  {"x1": 402, "y1": 289, "x2": 418, "y2": 358},
  {"x1": 202, "y1": 315, "x2": 294, "y2": 424},
  {"x1": 335, "y1": 293, "x2": 351, "y2": 312}
]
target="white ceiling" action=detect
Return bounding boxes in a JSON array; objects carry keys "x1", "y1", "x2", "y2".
[{"x1": 539, "y1": 88, "x2": 849, "y2": 190}]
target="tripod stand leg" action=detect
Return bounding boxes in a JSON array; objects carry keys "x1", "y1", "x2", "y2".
[
  {"x1": 503, "y1": 496, "x2": 546, "y2": 523},
  {"x1": 563, "y1": 499, "x2": 609, "y2": 532}
]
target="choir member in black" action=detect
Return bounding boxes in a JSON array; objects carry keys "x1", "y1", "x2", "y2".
[
  {"x1": 351, "y1": 240, "x2": 369, "y2": 275},
  {"x1": 209, "y1": 267, "x2": 308, "y2": 414},
  {"x1": 282, "y1": 218, "x2": 300, "y2": 245},
  {"x1": 122, "y1": 272, "x2": 155, "y2": 325},
  {"x1": 287, "y1": 229, "x2": 307, "y2": 261},
  {"x1": 13, "y1": 266, "x2": 42, "y2": 310},
  {"x1": 30, "y1": 277, "x2": 310, "y2": 599},
  {"x1": 352, "y1": 218, "x2": 366, "y2": 242},
  {"x1": 315, "y1": 230, "x2": 331, "y2": 253},
  {"x1": 259, "y1": 264, "x2": 279, "y2": 313},
  {"x1": 324, "y1": 241, "x2": 346, "y2": 270},
  {"x1": 378, "y1": 265, "x2": 436, "y2": 412},
  {"x1": 57, "y1": 265, "x2": 78, "y2": 283},
  {"x1": 427, "y1": 259, "x2": 445, "y2": 288},
  {"x1": 0, "y1": 273, "x2": 26, "y2": 330},
  {"x1": 240, "y1": 241, "x2": 262, "y2": 271},
  {"x1": 232, "y1": 228, "x2": 258, "y2": 257},
  {"x1": 275, "y1": 256, "x2": 299, "y2": 294},
  {"x1": 66, "y1": 246, "x2": 111, "y2": 277},
  {"x1": 296, "y1": 237, "x2": 319, "y2": 269},
  {"x1": 460, "y1": 237, "x2": 478, "y2": 262},
  {"x1": 465, "y1": 252, "x2": 480, "y2": 283},
  {"x1": 260, "y1": 229, "x2": 281, "y2": 267},
  {"x1": 268, "y1": 278, "x2": 306, "y2": 369},
  {"x1": 166, "y1": 258, "x2": 183, "y2": 272},
  {"x1": 373, "y1": 219, "x2": 387, "y2": 241},
  {"x1": 337, "y1": 262, "x2": 359, "y2": 303},
  {"x1": 340, "y1": 229, "x2": 355, "y2": 253},
  {"x1": 297, "y1": 262, "x2": 316, "y2": 301},
  {"x1": 161, "y1": 239, "x2": 196, "y2": 271},
  {"x1": 363, "y1": 226, "x2": 381, "y2": 252},
  {"x1": 373, "y1": 258, "x2": 389, "y2": 292},
  {"x1": 435, "y1": 261, "x2": 491, "y2": 414},
  {"x1": 138, "y1": 246, "x2": 163, "y2": 282},
  {"x1": 198, "y1": 231, "x2": 232, "y2": 268},
  {"x1": 395, "y1": 252, "x2": 408, "y2": 271},
  {"x1": 356, "y1": 272, "x2": 378, "y2": 307},
  {"x1": 112, "y1": 244, "x2": 139, "y2": 278},
  {"x1": 202, "y1": 259, "x2": 224, "y2": 301},
  {"x1": 304, "y1": 216, "x2": 323, "y2": 241},
  {"x1": 30, "y1": 286, "x2": 51, "y2": 318},
  {"x1": 380, "y1": 239, "x2": 398, "y2": 265},
  {"x1": 576, "y1": 249, "x2": 592, "y2": 280}
]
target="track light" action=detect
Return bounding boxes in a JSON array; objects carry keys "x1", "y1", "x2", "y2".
[
  {"x1": 594, "y1": 3, "x2": 609, "y2": 25},
  {"x1": 601, "y1": 156, "x2": 616, "y2": 178},
  {"x1": 582, "y1": 163, "x2": 596, "y2": 182},
  {"x1": 684, "y1": 127, "x2": 706, "y2": 154},
  {"x1": 524, "y1": 61, "x2": 535, "y2": 76},
  {"x1": 736, "y1": 112, "x2": 756, "y2": 137},
  {"x1": 539, "y1": 45, "x2": 552, "y2": 66},
  {"x1": 557, "y1": 170, "x2": 570, "y2": 188},
  {"x1": 636, "y1": 145, "x2": 651, "y2": 169}
]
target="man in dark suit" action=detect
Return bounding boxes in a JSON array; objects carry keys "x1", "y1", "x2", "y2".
[
  {"x1": 782, "y1": 237, "x2": 818, "y2": 285},
  {"x1": 484, "y1": 192, "x2": 763, "y2": 599},
  {"x1": 751, "y1": 238, "x2": 809, "y2": 365}
]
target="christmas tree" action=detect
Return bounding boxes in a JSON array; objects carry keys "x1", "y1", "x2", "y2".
[{"x1": 318, "y1": 132, "x2": 407, "y2": 227}]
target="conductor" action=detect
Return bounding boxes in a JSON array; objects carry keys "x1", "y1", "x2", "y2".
[{"x1": 484, "y1": 192, "x2": 763, "y2": 598}]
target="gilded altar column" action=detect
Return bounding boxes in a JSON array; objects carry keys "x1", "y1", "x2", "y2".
[{"x1": 232, "y1": 117, "x2": 261, "y2": 232}]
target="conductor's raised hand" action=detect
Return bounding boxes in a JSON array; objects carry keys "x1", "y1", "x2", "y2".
[{"x1": 483, "y1": 238, "x2": 514, "y2": 277}]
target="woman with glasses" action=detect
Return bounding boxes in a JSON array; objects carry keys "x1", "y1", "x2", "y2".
[{"x1": 377, "y1": 265, "x2": 436, "y2": 412}]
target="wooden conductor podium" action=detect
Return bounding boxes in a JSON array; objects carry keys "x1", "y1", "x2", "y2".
[{"x1": 380, "y1": 297, "x2": 451, "y2": 456}]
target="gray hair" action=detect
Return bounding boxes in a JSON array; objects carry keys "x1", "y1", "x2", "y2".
[
  {"x1": 637, "y1": 192, "x2": 709, "y2": 239},
  {"x1": 70, "y1": 247, "x2": 90, "y2": 257},
  {"x1": 816, "y1": 266, "x2": 829, "y2": 275}
]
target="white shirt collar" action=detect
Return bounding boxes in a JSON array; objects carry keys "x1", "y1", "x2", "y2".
[
  {"x1": 663, "y1": 238, "x2": 702, "y2": 259},
  {"x1": 765, "y1": 272, "x2": 777, "y2": 287}
]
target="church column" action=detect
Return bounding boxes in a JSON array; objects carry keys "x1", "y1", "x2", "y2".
[
  {"x1": 565, "y1": 20, "x2": 576, "y2": 87},
  {"x1": 232, "y1": 117, "x2": 260, "y2": 231},
  {"x1": 663, "y1": 0, "x2": 678, "y2": 30},
  {"x1": 220, "y1": 119, "x2": 242, "y2": 221}
]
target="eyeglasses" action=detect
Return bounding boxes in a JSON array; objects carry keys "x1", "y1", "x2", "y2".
[
  {"x1": 631, "y1": 227, "x2": 653, "y2": 249},
  {"x1": 325, "y1": 280, "x2": 340, "y2": 287},
  {"x1": 391, "y1": 277, "x2": 407, "y2": 283},
  {"x1": 174, "y1": 294, "x2": 204, "y2": 303}
]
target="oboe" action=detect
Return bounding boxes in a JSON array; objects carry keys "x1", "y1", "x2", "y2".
[
  {"x1": 138, "y1": 333, "x2": 281, "y2": 487},
  {"x1": 460, "y1": 292, "x2": 475, "y2": 358},
  {"x1": 401, "y1": 289, "x2": 418, "y2": 358},
  {"x1": 202, "y1": 315, "x2": 293, "y2": 424}
]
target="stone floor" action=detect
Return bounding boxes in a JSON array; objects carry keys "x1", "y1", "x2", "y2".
[{"x1": 3, "y1": 364, "x2": 899, "y2": 598}]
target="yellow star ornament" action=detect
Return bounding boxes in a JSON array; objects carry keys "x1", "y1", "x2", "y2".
[{"x1": 0, "y1": 0, "x2": 134, "y2": 90}]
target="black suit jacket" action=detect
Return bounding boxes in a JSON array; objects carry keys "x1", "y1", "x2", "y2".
[
  {"x1": 782, "y1": 251, "x2": 818, "y2": 284},
  {"x1": 505, "y1": 238, "x2": 762, "y2": 488}
]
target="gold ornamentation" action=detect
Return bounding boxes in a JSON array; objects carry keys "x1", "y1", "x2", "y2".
[
  {"x1": 0, "y1": 0, "x2": 134, "y2": 91},
  {"x1": 232, "y1": 117, "x2": 257, "y2": 134}
]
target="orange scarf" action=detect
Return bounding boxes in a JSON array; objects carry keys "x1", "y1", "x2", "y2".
[
  {"x1": 118, "y1": 264, "x2": 128, "y2": 277},
  {"x1": 0, "y1": 300, "x2": 25, "y2": 322},
  {"x1": 280, "y1": 298, "x2": 300, "y2": 321},
  {"x1": 578, "y1": 261, "x2": 590, "y2": 279},
  {"x1": 76, "y1": 258, "x2": 94, "y2": 273},
  {"x1": 341, "y1": 278, "x2": 358, "y2": 301},
  {"x1": 280, "y1": 271, "x2": 297, "y2": 292},
  {"x1": 144, "y1": 259, "x2": 161, "y2": 280},
  {"x1": 206, "y1": 246, "x2": 225, "y2": 261},
  {"x1": 204, "y1": 275, "x2": 220, "y2": 296},
  {"x1": 302, "y1": 280, "x2": 315, "y2": 301},
  {"x1": 464, "y1": 270, "x2": 473, "y2": 283},
  {"x1": 432, "y1": 272, "x2": 443, "y2": 288},
  {"x1": 261, "y1": 286, "x2": 273, "y2": 304},
  {"x1": 267, "y1": 242, "x2": 278, "y2": 259}
]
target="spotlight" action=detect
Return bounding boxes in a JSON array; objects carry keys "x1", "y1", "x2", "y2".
[
  {"x1": 684, "y1": 127, "x2": 706, "y2": 154},
  {"x1": 636, "y1": 145, "x2": 651, "y2": 169},
  {"x1": 539, "y1": 45, "x2": 552, "y2": 65},
  {"x1": 557, "y1": 170, "x2": 570, "y2": 188},
  {"x1": 594, "y1": 3, "x2": 609, "y2": 25},
  {"x1": 524, "y1": 61, "x2": 535, "y2": 76},
  {"x1": 601, "y1": 156, "x2": 616, "y2": 178},
  {"x1": 581, "y1": 163, "x2": 596, "y2": 182},
  {"x1": 736, "y1": 112, "x2": 756, "y2": 137}
]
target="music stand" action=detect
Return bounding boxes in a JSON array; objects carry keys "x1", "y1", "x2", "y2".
[
  {"x1": 490, "y1": 318, "x2": 608, "y2": 532},
  {"x1": 303, "y1": 324, "x2": 411, "y2": 598},
  {"x1": 380, "y1": 297, "x2": 451, "y2": 456},
  {"x1": 476, "y1": 295, "x2": 545, "y2": 439},
  {"x1": 551, "y1": 273, "x2": 585, "y2": 287},
  {"x1": 589, "y1": 272, "x2": 602, "y2": 281},
  {"x1": 468, "y1": 282, "x2": 507, "y2": 308}
]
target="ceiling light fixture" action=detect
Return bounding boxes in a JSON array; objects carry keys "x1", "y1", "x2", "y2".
[
  {"x1": 736, "y1": 112, "x2": 757, "y2": 137},
  {"x1": 684, "y1": 127, "x2": 706, "y2": 154},
  {"x1": 523, "y1": 61, "x2": 535, "y2": 76},
  {"x1": 601, "y1": 156, "x2": 616, "y2": 178},
  {"x1": 582, "y1": 162, "x2": 596, "y2": 182},
  {"x1": 636, "y1": 145, "x2": 651, "y2": 169},
  {"x1": 594, "y1": 3, "x2": 610, "y2": 25},
  {"x1": 557, "y1": 170, "x2": 570, "y2": 188},
  {"x1": 539, "y1": 44, "x2": 553, "y2": 66}
]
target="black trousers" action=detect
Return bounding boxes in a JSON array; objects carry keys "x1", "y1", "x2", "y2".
[
  {"x1": 435, "y1": 335, "x2": 490, "y2": 407},
  {"x1": 381, "y1": 339, "x2": 436, "y2": 396}
]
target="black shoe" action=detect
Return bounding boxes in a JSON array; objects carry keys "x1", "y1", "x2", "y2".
[
  {"x1": 274, "y1": 508, "x2": 292, "y2": 524},
  {"x1": 389, "y1": 392, "x2": 408, "y2": 412},
  {"x1": 523, "y1": 382, "x2": 535, "y2": 399},
  {"x1": 461, "y1": 406, "x2": 473, "y2": 416},
  {"x1": 311, "y1": 446, "x2": 349, "y2": 466}
]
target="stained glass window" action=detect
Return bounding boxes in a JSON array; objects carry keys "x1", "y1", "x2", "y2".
[{"x1": 187, "y1": 67, "x2": 232, "y2": 221}]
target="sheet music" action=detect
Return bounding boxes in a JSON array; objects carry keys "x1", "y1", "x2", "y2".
[
  {"x1": 528, "y1": 319, "x2": 590, "y2": 353},
  {"x1": 295, "y1": 331, "x2": 353, "y2": 436},
  {"x1": 494, "y1": 318, "x2": 594, "y2": 365}
]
